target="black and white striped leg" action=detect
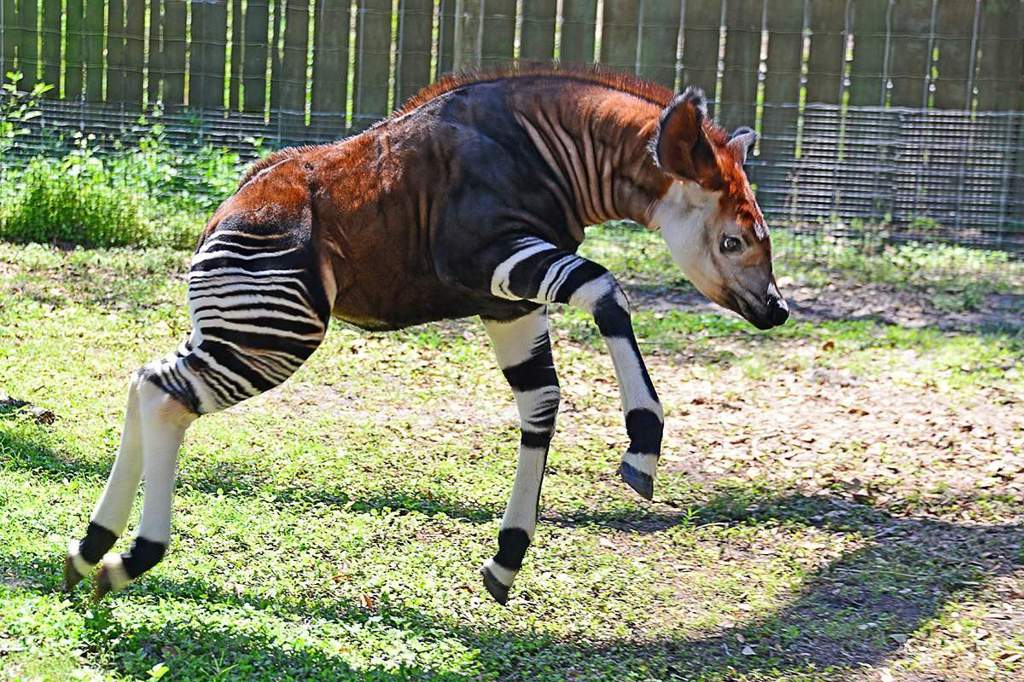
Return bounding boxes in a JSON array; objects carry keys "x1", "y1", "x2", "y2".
[
  {"x1": 489, "y1": 237, "x2": 663, "y2": 500},
  {"x1": 481, "y1": 307, "x2": 559, "y2": 605},
  {"x1": 65, "y1": 375, "x2": 145, "y2": 591}
]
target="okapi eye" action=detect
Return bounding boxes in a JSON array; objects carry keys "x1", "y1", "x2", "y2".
[{"x1": 721, "y1": 236, "x2": 743, "y2": 253}]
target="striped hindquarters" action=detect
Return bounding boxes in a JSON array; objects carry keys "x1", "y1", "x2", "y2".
[{"x1": 139, "y1": 225, "x2": 330, "y2": 414}]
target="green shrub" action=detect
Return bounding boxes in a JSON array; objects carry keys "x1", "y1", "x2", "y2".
[
  {"x1": 0, "y1": 123, "x2": 252, "y2": 248},
  {"x1": 0, "y1": 155, "x2": 148, "y2": 248},
  {"x1": 0, "y1": 70, "x2": 52, "y2": 157}
]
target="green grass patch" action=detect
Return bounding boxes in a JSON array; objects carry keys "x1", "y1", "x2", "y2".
[{"x1": 1, "y1": 241, "x2": 1022, "y2": 680}]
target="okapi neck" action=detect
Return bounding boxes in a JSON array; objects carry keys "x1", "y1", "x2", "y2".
[{"x1": 511, "y1": 91, "x2": 670, "y2": 234}]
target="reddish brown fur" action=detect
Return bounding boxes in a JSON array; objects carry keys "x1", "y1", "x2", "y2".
[{"x1": 211, "y1": 64, "x2": 768, "y2": 326}]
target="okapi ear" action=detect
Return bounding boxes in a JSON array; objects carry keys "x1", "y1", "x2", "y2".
[
  {"x1": 653, "y1": 87, "x2": 715, "y2": 182},
  {"x1": 727, "y1": 126, "x2": 757, "y2": 165}
]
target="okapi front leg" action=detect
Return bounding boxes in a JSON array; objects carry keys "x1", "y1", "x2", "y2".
[
  {"x1": 488, "y1": 237, "x2": 664, "y2": 499},
  {"x1": 481, "y1": 307, "x2": 559, "y2": 605}
]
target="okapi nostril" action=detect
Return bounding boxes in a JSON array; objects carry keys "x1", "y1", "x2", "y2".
[{"x1": 769, "y1": 298, "x2": 790, "y2": 325}]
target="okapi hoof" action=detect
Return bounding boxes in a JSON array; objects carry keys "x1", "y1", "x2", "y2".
[
  {"x1": 481, "y1": 566, "x2": 510, "y2": 606},
  {"x1": 63, "y1": 554, "x2": 86, "y2": 592},
  {"x1": 92, "y1": 553, "x2": 130, "y2": 602},
  {"x1": 93, "y1": 565, "x2": 114, "y2": 601},
  {"x1": 619, "y1": 461, "x2": 654, "y2": 500}
]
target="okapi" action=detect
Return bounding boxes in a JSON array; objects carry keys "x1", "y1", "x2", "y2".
[{"x1": 65, "y1": 65, "x2": 788, "y2": 605}]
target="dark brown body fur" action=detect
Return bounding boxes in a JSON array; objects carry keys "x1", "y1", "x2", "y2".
[{"x1": 203, "y1": 69, "x2": 677, "y2": 330}]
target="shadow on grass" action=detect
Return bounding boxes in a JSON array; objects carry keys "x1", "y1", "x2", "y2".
[
  {"x1": 2, "y1": 476, "x2": 1020, "y2": 680},
  {"x1": 0, "y1": 424, "x2": 501, "y2": 523}
]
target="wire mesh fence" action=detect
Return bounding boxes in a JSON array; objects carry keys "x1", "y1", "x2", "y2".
[{"x1": 1, "y1": 0, "x2": 1023, "y2": 269}]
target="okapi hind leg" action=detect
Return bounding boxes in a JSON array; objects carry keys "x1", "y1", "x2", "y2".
[
  {"x1": 93, "y1": 375, "x2": 195, "y2": 599},
  {"x1": 65, "y1": 374, "x2": 145, "y2": 591},
  {"x1": 481, "y1": 307, "x2": 559, "y2": 605},
  {"x1": 69, "y1": 219, "x2": 331, "y2": 599}
]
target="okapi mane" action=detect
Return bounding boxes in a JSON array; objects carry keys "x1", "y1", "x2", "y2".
[{"x1": 394, "y1": 62, "x2": 676, "y2": 116}]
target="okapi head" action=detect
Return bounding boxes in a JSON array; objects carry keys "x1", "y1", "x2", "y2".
[{"x1": 649, "y1": 87, "x2": 789, "y2": 330}]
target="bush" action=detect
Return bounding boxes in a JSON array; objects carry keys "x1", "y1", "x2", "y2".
[
  {"x1": 0, "y1": 155, "x2": 148, "y2": 248},
  {"x1": 0, "y1": 124, "x2": 250, "y2": 249}
]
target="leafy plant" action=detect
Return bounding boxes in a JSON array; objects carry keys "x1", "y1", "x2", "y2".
[
  {"x1": 0, "y1": 71, "x2": 52, "y2": 157},
  {"x1": 0, "y1": 141, "x2": 146, "y2": 248},
  {"x1": 0, "y1": 115, "x2": 253, "y2": 248}
]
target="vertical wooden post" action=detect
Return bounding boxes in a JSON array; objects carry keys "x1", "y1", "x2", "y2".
[
  {"x1": 352, "y1": 0, "x2": 393, "y2": 128},
  {"x1": 681, "y1": 0, "x2": 721, "y2": 114},
  {"x1": 18, "y1": 0, "x2": 39, "y2": 87},
  {"x1": 65, "y1": 0, "x2": 85, "y2": 99},
  {"x1": 190, "y1": 0, "x2": 228, "y2": 110},
  {"x1": 229, "y1": 0, "x2": 244, "y2": 110},
  {"x1": 278, "y1": 0, "x2": 310, "y2": 136},
  {"x1": 805, "y1": 0, "x2": 846, "y2": 106},
  {"x1": 148, "y1": 0, "x2": 163, "y2": 104},
  {"x1": 758, "y1": 0, "x2": 804, "y2": 215},
  {"x1": 437, "y1": 0, "x2": 456, "y2": 76},
  {"x1": 719, "y1": 0, "x2": 763, "y2": 130},
  {"x1": 848, "y1": 0, "x2": 888, "y2": 106},
  {"x1": 41, "y1": 0, "x2": 63, "y2": 95},
  {"x1": 560, "y1": 0, "x2": 597, "y2": 63},
  {"x1": 124, "y1": 0, "x2": 144, "y2": 106},
  {"x1": 520, "y1": 0, "x2": 556, "y2": 62},
  {"x1": 638, "y1": 0, "x2": 682, "y2": 88},
  {"x1": 600, "y1": 0, "x2": 639, "y2": 74},
  {"x1": 163, "y1": 0, "x2": 187, "y2": 107},
  {"x1": 84, "y1": 0, "x2": 105, "y2": 102},
  {"x1": 975, "y1": 0, "x2": 1024, "y2": 234},
  {"x1": 107, "y1": 0, "x2": 126, "y2": 103},
  {"x1": 453, "y1": 0, "x2": 481, "y2": 69},
  {"x1": 888, "y1": 0, "x2": 932, "y2": 107},
  {"x1": 394, "y1": 0, "x2": 433, "y2": 105},
  {"x1": 243, "y1": 0, "x2": 271, "y2": 114},
  {"x1": 1, "y1": 0, "x2": 17, "y2": 80},
  {"x1": 311, "y1": 0, "x2": 351, "y2": 134},
  {"x1": 931, "y1": 0, "x2": 976, "y2": 110},
  {"x1": 481, "y1": 0, "x2": 515, "y2": 67},
  {"x1": 975, "y1": 0, "x2": 1022, "y2": 111}
]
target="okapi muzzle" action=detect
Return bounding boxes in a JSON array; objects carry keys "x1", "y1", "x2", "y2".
[{"x1": 65, "y1": 65, "x2": 788, "y2": 607}]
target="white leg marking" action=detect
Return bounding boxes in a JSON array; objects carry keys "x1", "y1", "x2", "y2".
[
  {"x1": 100, "y1": 552, "x2": 132, "y2": 591},
  {"x1": 485, "y1": 307, "x2": 549, "y2": 367},
  {"x1": 622, "y1": 452, "x2": 659, "y2": 477},
  {"x1": 482, "y1": 558, "x2": 518, "y2": 587},
  {"x1": 91, "y1": 376, "x2": 144, "y2": 535},
  {"x1": 483, "y1": 309, "x2": 559, "y2": 590},
  {"x1": 566, "y1": 273, "x2": 617, "y2": 310},
  {"x1": 604, "y1": 337, "x2": 662, "y2": 419},
  {"x1": 136, "y1": 382, "x2": 194, "y2": 545},
  {"x1": 67, "y1": 539, "x2": 95, "y2": 576},
  {"x1": 501, "y1": 446, "x2": 548, "y2": 539},
  {"x1": 489, "y1": 239, "x2": 557, "y2": 299}
]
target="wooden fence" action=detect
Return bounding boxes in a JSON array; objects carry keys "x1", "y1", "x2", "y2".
[{"x1": 1, "y1": 0, "x2": 1023, "y2": 244}]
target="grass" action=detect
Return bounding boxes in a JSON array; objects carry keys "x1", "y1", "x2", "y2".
[{"x1": 1, "y1": 230, "x2": 1022, "y2": 681}]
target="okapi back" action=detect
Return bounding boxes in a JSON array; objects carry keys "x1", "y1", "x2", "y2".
[{"x1": 208, "y1": 67, "x2": 675, "y2": 330}]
